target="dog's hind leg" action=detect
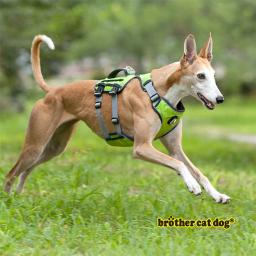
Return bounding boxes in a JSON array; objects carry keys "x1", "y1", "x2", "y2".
[
  {"x1": 15, "y1": 119, "x2": 78, "y2": 193},
  {"x1": 160, "y1": 121, "x2": 230, "y2": 203},
  {"x1": 4, "y1": 97, "x2": 63, "y2": 193}
]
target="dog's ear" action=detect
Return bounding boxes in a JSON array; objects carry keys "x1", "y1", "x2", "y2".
[
  {"x1": 180, "y1": 34, "x2": 197, "y2": 67},
  {"x1": 199, "y1": 33, "x2": 213, "y2": 62}
]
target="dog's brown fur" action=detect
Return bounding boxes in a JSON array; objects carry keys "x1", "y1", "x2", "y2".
[{"x1": 3, "y1": 34, "x2": 230, "y2": 203}]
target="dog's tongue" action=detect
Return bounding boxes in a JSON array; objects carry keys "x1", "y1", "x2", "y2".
[{"x1": 206, "y1": 101, "x2": 214, "y2": 109}]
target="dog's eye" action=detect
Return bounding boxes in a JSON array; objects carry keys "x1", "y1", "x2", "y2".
[{"x1": 197, "y1": 73, "x2": 206, "y2": 80}]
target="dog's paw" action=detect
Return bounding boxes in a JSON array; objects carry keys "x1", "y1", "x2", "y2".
[
  {"x1": 214, "y1": 193, "x2": 231, "y2": 204},
  {"x1": 186, "y1": 180, "x2": 202, "y2": 196},
  {"x1": 183, "y1": 175, "x2": 202, "y2": 195},
  {"x1": 179, "y1": 166, "x2": 202, "y2": 196}
]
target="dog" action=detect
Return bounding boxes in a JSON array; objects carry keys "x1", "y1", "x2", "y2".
[{"x1": 4, "y1": 33, "x2": 230, "y2": 203}]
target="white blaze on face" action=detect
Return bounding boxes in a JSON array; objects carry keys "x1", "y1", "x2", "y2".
[{"x1": 191, "y1": 66, "x2": 223, "y2": 104}]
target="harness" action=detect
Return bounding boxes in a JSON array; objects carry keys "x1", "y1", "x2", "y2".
[{"x1": 94, "y1": 67, "x2": 185, "y2": 147}]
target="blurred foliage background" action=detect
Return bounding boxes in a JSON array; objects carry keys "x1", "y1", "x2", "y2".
[{"x1": 1, "y1": 0, "x2": 256, "y2": 111}]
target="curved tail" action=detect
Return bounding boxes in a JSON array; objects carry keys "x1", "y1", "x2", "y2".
[{"x1": 31, "y1": 35, "x2": 55, "y2": 93}]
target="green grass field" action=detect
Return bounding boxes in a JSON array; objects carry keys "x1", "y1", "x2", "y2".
[{"x1": 0, "y1": 97, "x2": 256, "y2": 255}]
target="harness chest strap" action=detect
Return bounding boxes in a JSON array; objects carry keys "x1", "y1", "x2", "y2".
[{"x1": 143, "y1": 80, "x2": 161, "y2": 107}]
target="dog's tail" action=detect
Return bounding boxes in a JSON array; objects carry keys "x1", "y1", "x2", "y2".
[{"x1": 31, "y1": 35, "x2": 55, "y2": 93}]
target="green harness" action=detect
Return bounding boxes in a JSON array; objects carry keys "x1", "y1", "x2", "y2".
[{"x1": 94, "y1": 67, "x2": 185, "y2": 147}]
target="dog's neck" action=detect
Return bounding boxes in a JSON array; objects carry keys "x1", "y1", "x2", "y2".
[{"x1": 151, "y1": 62, "x2": 189, "y2": 108}]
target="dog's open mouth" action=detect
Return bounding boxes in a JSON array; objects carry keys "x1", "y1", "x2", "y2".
[{"x1": 197, "y1": 93, "x2": 215, "y2": 110}]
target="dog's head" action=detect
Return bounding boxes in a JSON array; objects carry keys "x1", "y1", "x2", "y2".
[{"x1": 177, "y1": 33, "x2": 224, "y2": 110}]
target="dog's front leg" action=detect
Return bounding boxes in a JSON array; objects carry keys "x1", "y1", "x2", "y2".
[
  {"x1": 133, "y1": 142, "x2": 201, "y2": 195},
  {"x1": 160, "y1": 121, "x2": 230, "y2": 203},
  {"x1": 132, "y1": 118, "x2": 201, "y2": 195}
]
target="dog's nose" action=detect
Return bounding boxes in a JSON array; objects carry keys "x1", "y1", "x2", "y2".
[{"x1": 216, "y1": 96, "x2": 224, "y2": 104}]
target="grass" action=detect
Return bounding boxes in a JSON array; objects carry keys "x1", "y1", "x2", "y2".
[{"x1": 0, "y1": 97, "x2": 256, "y2": 255}]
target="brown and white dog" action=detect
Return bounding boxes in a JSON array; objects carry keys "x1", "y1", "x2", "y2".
[{"x1": 4, "y1": 33, "x2": 230, "y2": 203}]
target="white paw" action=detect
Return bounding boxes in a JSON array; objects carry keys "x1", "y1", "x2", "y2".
[
  {"x1": 202, "y1": 180, "x2": 231, "y2": 204},
  {"x1": 186, "y1": 178, "x2": 202, "y2": 195},
  {"x1": 179, "y1": 166, "x2": 202, "y2": 195},
  {"x1": 182, "y1": 174, "x2": 202, "y2": 195},
  {"x1": 214, "y1": 193, "x2": 231, "y2": 204}
]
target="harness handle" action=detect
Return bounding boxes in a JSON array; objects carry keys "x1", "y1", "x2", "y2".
[{"x1": 107, "y1": 66, "x2": 135, "y2": 78}]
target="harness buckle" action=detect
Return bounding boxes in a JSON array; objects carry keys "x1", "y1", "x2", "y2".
[
  {"x1": 109, "y1": 84, "x2": 120, "y2": 95},
  {"x1": 94, "y1": 83, "x2": 105, "y2": 96},
  {"x1": 111, "y1": 118, "x2": 119, "y2": 124},
  {"x1": 95, "y1": 101, "x2": 102, "y2": 109},
  {"x1": 150, "y1": 94, "x2": 160, "y2": 102}
]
